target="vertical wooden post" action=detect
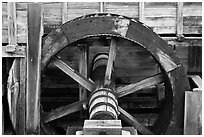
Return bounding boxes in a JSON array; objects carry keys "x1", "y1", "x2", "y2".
[
  {"x1": 62, "y1": 2, "x2": 68, "y2": 23},
  {"x1": 176, "y1": 2, "x2": 184, "y2": 41},
  {"x1": 79, "y1": 44, "x2": 88, "y2": 118},
  {"x1": 139, "y1": 2, "x2": 145, "y2": 23},
  {"x1": 26, "y1": 3, "x2": 43, "y2": 134},
  {"x1": 16, "y1": 58, "x2": 26, "y2": 134},
  {"x1": 99, "y1": 2, "x2": 105, "y2": 13},
  {"x1": 8, "y1": 2, "x2": 17, "y2": 45}
]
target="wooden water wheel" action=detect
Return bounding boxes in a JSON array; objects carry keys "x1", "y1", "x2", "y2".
[{"x1": 37, "y1": 13, "x2": 189, "y2": 134}]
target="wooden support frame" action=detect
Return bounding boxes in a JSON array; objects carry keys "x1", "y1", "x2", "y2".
[
  {"x1": 104, "y1": 39, "x2": 117, "y2": 86},
  {"x1": 184, "y1": 75, "x2": 202, "y2": 135},
  {"x1": 139, "y1": 2, "x2": 145, "y2": 23},
  {"x1": 8, "y1": 2, "x2": 17, "y2": 45},
  {"x1": 99, "y1": 2, "x2": 105, "y2": 13},
  {"x1": 62, "y1": 2, "x2": 68, "y2": 24},
  {"x1": 26, "y1": 3, "x2": 43, "y2": 134},
  {"x1": 176, "y1": 2, "x2": 184, "y2": 41},
  {"x1": 2, "y1": 46, "x2": 26, "y2": 58},
  {"x1": 6, "y1": 2, "x2": 26, "y2": 135}
]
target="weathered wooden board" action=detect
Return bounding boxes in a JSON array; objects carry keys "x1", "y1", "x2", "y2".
[
  {"x1": 144, "y1": 2, "x2": 177, "y2": 34},
  {"x1": 166, "y1": 38, "x2": 202, "y2": 73},
  {"x1": 26, "y1": 3, "x2": 42, "y2": 134},
  {"x1": 184, "y1": 91, "x2": 202, "y2": 135},
  {"x1": 105, "y1": 2, "x2": 139, "y2": 19},
  {"x1": 16, "y1": 2, "x2": 28, "y2": 43},
  {"x1": 183, "y1": 2, "x2": 202, "y2": 34},
  {"x1": 2, "y1": 2, "x2": 8, "y2": 43},
  {"x1": 2, "y1": 2, "x2": 202, "y2": 43},
  {"x1": 67, "y1": 2, "x2": 99, "y2": 21},
  {"x1": 43, "y1": 3, "x2": 62, "y2": 26}
]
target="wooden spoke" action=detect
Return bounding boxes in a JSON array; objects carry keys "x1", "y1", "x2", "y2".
[
  {"x1": 42, "y1": 99, "x2": 88, "y2": 123},
  {"x1": 118, "y1": 106, "x2": 154, "y2": 135},
  {"x1": 51, "y1": 57, "x2": 95, "y2": 92},
  {"x1": 117, "y1": 73, "x2": 164, "y2": 98},
  {"x1": 79, "y1": 44, "x2": 88, "y2": 101},
  {"x1": 104, "y1": 38, "x2": 117, "y2": 85}
]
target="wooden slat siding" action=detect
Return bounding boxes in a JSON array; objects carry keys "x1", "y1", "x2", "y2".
[
  {"x1": 67, "y1": 2, "x2": 99, "y2": 20},
  {"x1": 184, "y1": 91, "x2": 202, "y2": 135},
  {"x1": 139, "y1": 2, "x2": 145, "y2": 23},
  {"x1": 176, "y1": 2, "x2": 183, "y2": 38},
  {"x1": 2, "y1": 2, "x2": 202, "y2": 43},
  {"x1": 16, "y1": 2, "x2": 28, "y2": 43},
  {"x1": 2, "y1": 2, "x2": 8, "y2": 43},
  {"x1": 43, "y1": 2, "x2": 62, "y2": 33},
  {"x1": 188, "y1": 43, "x2": 202, "y2": 73},
  {"x1": 166, "y1": 38, "x2": 202, "y2": 73},
  {"x1": 62, "y1": 2, "x2": 68, "y2": 23},
  {"x1": 105, "y1": 2, "x2": 139, "y2": 19},
  {"x1": 183, "y1": 2, "x2": 202, "y2": 34},
  {"x1": 144, "y1": 2, "x2": 177, "y2": 34},
  {"x1": 26, "y1": 3, "x2": 43, "y2": 134}
]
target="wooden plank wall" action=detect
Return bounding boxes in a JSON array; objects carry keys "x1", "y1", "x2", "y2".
[
  {"x1": 2, "y1": 2, "x2": 202, "y2": 42},
  {"x1": 2, "y1": 2, "x2": 202, "y2": 74},
  {"x1": 183, "y1": 2, "x2": 202, "y2": 34},
  {"x1": 144, "y1": 2, "x2": 177, "y2": 34}
]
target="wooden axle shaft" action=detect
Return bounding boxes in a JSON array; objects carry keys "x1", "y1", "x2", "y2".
[{"x1": 89, "y1": 54, "x2": 118, "y2": 120}]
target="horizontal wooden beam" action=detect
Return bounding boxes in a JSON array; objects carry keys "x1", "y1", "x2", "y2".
[{"x1": 2, "y1": 46, "x2": 26, "y2": 58}]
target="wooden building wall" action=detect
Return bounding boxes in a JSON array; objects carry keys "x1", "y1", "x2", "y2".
[{"x1": 2, "y1": 2, "x2": 202, "y2": 74}]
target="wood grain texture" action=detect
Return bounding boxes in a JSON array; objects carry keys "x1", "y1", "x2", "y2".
[
  {"x1": 51, "y1": 57, "x2": 95, "y2": 92},
  {"x1": 8, "y1": 2, "x2": 17, "y2": 44},
  {"x1": 119, "y1": 106, "x2": 153, "y2": 135},
  {"x1": 183, "y1": 2, "x2": 202, "y2": 34},
  {"x1": 43, "y1": 99, "x2": 88, "y2": 123},
  {"x1": 117, "y1": 73, "x2": 164, "y2": 98},
  {"x1": 105, "y1": 39, "x2": 117, "y2": 85},
  {"x1": 16, "y1": 58, "x2": 26, "y2": 134},
  {"x1": 67, "y1": 2, "x2": 99, "y2": 20},
  {"x1": 105, "y1": 2, "x2": 139, "y2": 19},
  {"x1": 26, "y1": 3, "x2": 43, "y2": 134},
  {"x1": 184, "y1": 91, "x2": 202, "y2": 135},
  {"x1": 2, "y1": 46, "x2": 25, "y2": 57},
  {"x1": 16, "y1": 2, "x2": 27, "y2": 43},
  {"x1": 144, "y1": 2, "x2": 177, "y2": 34},
  {"x1": 78, "y1": 45, "x2": 88, "y2": 103},
  {"x1": 176, "y1": 2, "x2": 183, "y2": 36},
  {"x1": 2, "y1": 2, "x2": 202, "y2": 43},
  {"x1": 2, "y1": 2, "x2": 8, "y2": 43},
  {"x1": 7, "y1": 59, "x2": 19, "y2": 131}
]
